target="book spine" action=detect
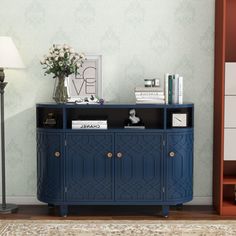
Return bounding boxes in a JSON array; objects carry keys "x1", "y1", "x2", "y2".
[
  {"x1": 136, "y1": 95, "x2": 165, "y2": 100},
  {"x1": 72, "y1": 121, "x2": 107, "y2": 125},
  {"x1": 135, "y1": 92, "x2": 164, "y2": 96},
  {"x1": 165, "y1": 73, "x2": 169, "y2": 104},
  {"x1": 178, "y1": 76, "x2": 183, "y2": 104},
  {"x1": 168, "y1": 75, "x2": 173, "y2": 104},
  {"x1": 172, "y1": 74, "x2": 179, "y2": 104},
  {"x1": 72, "y1": 124, "x2": 108, "y2": 129}
]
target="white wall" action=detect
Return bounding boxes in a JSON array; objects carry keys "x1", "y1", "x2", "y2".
[{"x1": 0, "y1": 0, "x2": 215, "y2": 204}]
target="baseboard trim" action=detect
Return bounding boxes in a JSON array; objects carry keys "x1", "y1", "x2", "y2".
[{"x1": 2, "y1": 196, "x2": 212, "y2": 205}]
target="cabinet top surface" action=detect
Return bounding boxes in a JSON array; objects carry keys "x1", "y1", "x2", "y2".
[{"x1": 36, "y1": 103, "x2": 194, "y2": 108}]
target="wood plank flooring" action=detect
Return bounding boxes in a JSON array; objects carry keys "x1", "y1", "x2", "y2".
[{"x1": 1, "y1": 205, "x2": 236, "y2": 220}]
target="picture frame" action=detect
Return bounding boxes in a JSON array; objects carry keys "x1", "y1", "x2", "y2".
[{"x1": 67, "y1": 55, "x2": 102, "y2": 103}]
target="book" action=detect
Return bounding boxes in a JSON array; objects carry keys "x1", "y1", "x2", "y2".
[
  {"x1": 135, "y1": 95, "x2": 165, "y2": 100},
  {"x1": 124, "y1": 126, "x2": 145, "y2": 129},
  {"x1": 72, "y1": 120, "x2": 107, "y2": 125},
  {"x1": 172, "y1": 74, "x2": 179, "y2": 104},
  {"x1": 135, "y1": 87, "x2": 163, "y2": 92},
  {"x1": 168, "y1": 75, "x2": 173, "y2": 104},
  {"x1": 164, "y1": 73, "x2": 169, "y2": 104},
  {"x1": 178, "y1": 76, "x2": 183, "y2": 104},
  {"x1": 135, "y1": 91, "x2": 164, "y2": 96},
  {"x1": 72, "y1": 124, "x2": 107, "y2": 129},
  {"x1": 136, "y1": 99, "x2": 165, "y2": 104}
]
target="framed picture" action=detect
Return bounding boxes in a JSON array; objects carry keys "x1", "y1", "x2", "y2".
[{"x1": 67, "y1": 55, "x2": 102, "y2": 103}]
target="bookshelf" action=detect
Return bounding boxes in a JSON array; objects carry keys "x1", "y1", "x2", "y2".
[{"x1": 214, "y1": 0, "x2": 236, "y2": 215}]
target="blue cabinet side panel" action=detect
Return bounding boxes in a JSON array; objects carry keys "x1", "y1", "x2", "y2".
[
  {"x1": 166, "y1": 132, "x2": 193, "y2": 201},
  {"x1": 115, "y1": 132, "x2": 163, "y2": 201},
  {"x1": 37, "y1": 132, "x2": 64, "y2": 202},
  {"x1": 66, "y1": 133, "x2": 114, "y2": 201}
]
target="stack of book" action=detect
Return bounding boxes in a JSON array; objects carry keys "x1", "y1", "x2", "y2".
[
  {"x1": 135, "y1": 87, "x2": 165, "y2": 104},
  {"x1": 72, "y1": 120, "x2": 107, "y2": 129},
  {"x1": 164, "y1": 74, "x2": 183, "y2": 104}
]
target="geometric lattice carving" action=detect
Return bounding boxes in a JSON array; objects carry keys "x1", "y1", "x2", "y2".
[
  {"x1": 166, "y1": 132, "x2": 193, "y2": 201},
  {"x1": 66, "y1": 133, "x2": 113, "y2": 201},
  {"x1": 37, "y1": 132, "x2": 63, "y2": 202},
  {"x1": 115, "y1": 133, "x2": 163, "y2": 201}
]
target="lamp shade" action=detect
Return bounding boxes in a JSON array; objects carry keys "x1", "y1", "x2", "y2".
[{"x1": 0, "y1": 37, "x2": 24, "y2": 69}]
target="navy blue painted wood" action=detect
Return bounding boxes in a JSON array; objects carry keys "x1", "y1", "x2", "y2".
[
  {"x1": 65, "y1": 132, "x2": 114, "y2": 202},
  {"x1": 115, "y1": 132, "x2": 163, "y2": 202},
  {"x1": 165, "y1": 132, "x2": 193, "y2": 202},
  {"x1": 37, "y1": 132, "x2": 64, "y2": 203},
  {"x1": 36, "y1": 103, "x2": 194, "y2": 217}
]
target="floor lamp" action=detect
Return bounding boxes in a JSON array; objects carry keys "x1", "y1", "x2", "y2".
[{"x1": 0, "y1": 37, "x2": 24, "y2": 213}]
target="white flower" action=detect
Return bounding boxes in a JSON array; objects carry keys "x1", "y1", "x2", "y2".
[
  {"x1": 76, "y1": 62, "x2": 82, "y2": 68},
  {"x1": 59, "y1": 62, "x2": 63, "y2": 66},
  {"x1": 70, "y1": 48, "x2": 75, "y2": 53},
  {"x1": 80, "y1": 53, "x2": 86, "y2": 59},
  {"x1": 59, "y1": 52, "x2": 64, "y2": 57},
  {"x1": 63, "y1": 44, "x2": 69, "y2": 49},
  {"x1": 55, "y1": 57, "x2": 58, "y2": 61}
]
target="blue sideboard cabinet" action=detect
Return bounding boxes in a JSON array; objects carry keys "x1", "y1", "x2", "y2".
[{"x1": 36, "y1": 103, "x2": 194, "y2": 217}]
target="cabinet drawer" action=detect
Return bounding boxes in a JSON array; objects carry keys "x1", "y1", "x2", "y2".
[
  {"x1": 225, "y1": 63, "x2": 236, "y2": 95},
  {"x1": 225, "y1": 96, "x2": 236, "y2": 127},
  {"x1": 224, "y1": 129, "x2": 236, "y2": 160}
]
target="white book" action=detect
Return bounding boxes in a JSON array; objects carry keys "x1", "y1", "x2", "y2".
[
  {"x1": 136, "y1": 95, "x2": 165, "y2": 100},
  {"x1": 72, "y1": 124, "x2": 108, "y2": 129},
  {"x1": 135, "y1": 87, "x2": 163, "y2": 92},
  {"x1": 136, "y1": 100, "x2": 165, "y2": 104},
  {"x1": 172, "y1": 74, "x2": 179, "y2": 104},
  {"x1": 72, "y1": 120, "x2": 107, "y2": 125},
  {"x1": 135, "y1": 91, "x2": 164, "y2": 96},
  {"x1": 164, "y1": 73, "x2": 169, "y2": 104},
  {"x1": 178, "y1": 76, "x2": 183, "y2": 104}
]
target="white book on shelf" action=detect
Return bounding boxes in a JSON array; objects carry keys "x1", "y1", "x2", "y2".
[
  {"x1": 178, "y1": 76, "x2": 183, "y2": 104},
  {"x1": 172, "y1": 74, "x2": 179, "y2": 104},
  {"x1": 135, "y1": 87, "x2": 163, "y2": 92},
  {"x1": 135, "y1": 91, "x2": 164, "y2": 96},
  {"x1": 72, "y1": 120, "x2": 107, "y2": 125},
  {"x1": 164, "y1": 73, "x2": 169, "y2": 104},
  {"x1": 72, "y1": 124, "x2": 108, "y2": 129},
  {"x1": 136, "y1": 100, "x2": 165, "y2": 104},
  {"x1": 135, "y1": 95, "x2": 165, "y2": 100}
]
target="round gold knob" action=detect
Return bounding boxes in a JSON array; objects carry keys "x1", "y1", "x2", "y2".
[
  {"x1": 117, "y1": 152, "x2": 123, "y2": 158},
  {"x1": 54, "y1": 151, "x2": 61, "y2": 158},
  {"x1": 169, "y1": 151, "x2": 175, "y2": 157},
  {"x1": 107, "y1": 152, "x2": 113, "y2": 158}
]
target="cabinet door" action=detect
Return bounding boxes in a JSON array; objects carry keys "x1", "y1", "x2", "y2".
[
  {"x1": 37, "y1": 132, "x2": 64, "y2": 202},
  {"x1": 115, "y1": 133, "x2": 163, "y2": 202},
  {"x1": 166, "y1": 132, "x2": 193, "y2": 202},
  {"x1": 66, "y1": 133, "x2": 114, "y2": 202}
]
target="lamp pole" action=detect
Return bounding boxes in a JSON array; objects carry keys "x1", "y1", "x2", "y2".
[{"x1": 0, "y1": 68, "x2": 18, "y2": 213}]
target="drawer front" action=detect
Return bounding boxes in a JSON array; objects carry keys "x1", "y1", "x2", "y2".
[
  {"x1": 225, "y1": 96, "x2": 236, "y2": 127},
  {"x1": 225, "y1": 63, "x2": 236, "y2": 95},
  {"x1": 224, "y1": 129, "x2": 236, "y2": 160}
]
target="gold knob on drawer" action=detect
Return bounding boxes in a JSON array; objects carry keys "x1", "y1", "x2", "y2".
[
  {"x1": 169, "y1": 151, "x2": 175, "y2": 157},
  {"x1": 107, "y1": 152, "x2": 113, "y2": 158},
  {"x1": 54, "y1": 151, "x2": 61, "y2": 158},
  {"x1": 117, "y1": 152, "x2": 123, "y2": 159}
]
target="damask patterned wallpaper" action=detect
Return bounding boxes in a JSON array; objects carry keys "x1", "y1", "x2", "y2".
[{"x1": 0, "y1": 0, "x2": 215, "y2": 203}]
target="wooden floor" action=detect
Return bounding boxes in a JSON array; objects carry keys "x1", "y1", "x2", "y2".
[{"x1": 1, "y1": 205, "x2": 236, "y2": 220}]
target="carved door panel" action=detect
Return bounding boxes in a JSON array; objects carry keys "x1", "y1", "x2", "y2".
[
  {"x1": 66, "y1": 133, "x2": 114, "y2": 201},
  {"x1": 115, "y1": 132, "x2": 163, "y2": 202},
  {"x1": 37, "y1": 132, "x2": 64, "y2": 202},
  {"x1": 166, "y1": 132, "x2": 193, "y2": 201}
]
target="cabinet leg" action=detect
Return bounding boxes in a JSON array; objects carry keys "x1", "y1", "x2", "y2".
[
  {"x1": 48, "y1": 203, "x2": 54, "y2": 209},
  {"x1": 162, "y1": 205, "x2": 169, "y2": 218},
  {"x1": 176, "y1": 204, "x2": 183, "y2": 210},
  {"x1": 59, "y1": 205, "x2": 68, "y2": 217}
]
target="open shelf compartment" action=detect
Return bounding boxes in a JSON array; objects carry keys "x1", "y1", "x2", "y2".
[{"x1": 66, "y1": 107, "x2": 164, "y2": 129}]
